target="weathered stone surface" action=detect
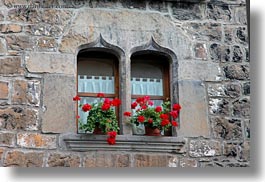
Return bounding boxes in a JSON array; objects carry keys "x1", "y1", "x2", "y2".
[
  {"x1": 3, "y1": 150, "x2": 44, "y2": 167},
  {"x1": 0, "y1": 37, "x2": 7, "y2": 55},
  {"x1": 232, "y1": 97, "x2": 250, "y2": 118},
  {"x1": 244, "y1": 120, "x2": 250, "y2": 138},
  {"x1": 6, "y1": 35, "x2": 33, "y2": 51},
  {"x1": 223, "y1": 141, "x2": 250, "y2": 162},
  {"x1": 42, "y1": 74, "x2": 76, "y2": 133},
  {"x1": 0, "y1": 148, "x2": 4, "y2": 161},
  {"x1": 224, "y1": 65, "x2": 249, "y2": 80},
  {"x1": 133, "y1": 154, "x2": 177, "y2": 167},
  {"x1": 226, "y1": 163, "x2": 249, "y2": 167},
  {"x1": 12, "y1": 80, "x2": 40, "y2": 106},
  {"x1": 7, "y1": 8, "x2": 42, "y2": 23},
  {"x1": 243, "y1": 82, "x2": 250, "y2": 95},
  {"x1": 178, "y1": 80, "x2": 210, "y2": 137},
  {"x1": 232, "y1": 45, "x2": 243, "y2": 62},
  {"x1": 235, "y1": 7, "x2": 247, "y2": 25},
  {"x1": 0, "y1": 81, "x2": 9, "y2": 99},
  {"x1": 194, "y1": 43, "x2": 207, "y2": 60},
  {"x1": 120, "y1": 0, "x2": 146, "y2": 9},
  {"x1": 25, "y1": 53, "x2": 75, "y2": 75},
  {"x1": 171, "y1": 2, "x2": 205, "y2": 20},
  {"x1": 89, "y1": 0, "x2": 120, "y2": 8},
  {"x1": 209, "y1": 98, "x2": 230, "y2": 115},
  {"x1": 36, "y1": 37, "x2": 58, "y2": 52},
  {"x1": 0, "y1": 132, "x2": 16, "y2": 147},
  {"x1": 209, "y1": 43, "x2": 221, "y2": 62},
  {"x1": 59, "y1": 32, "x2": 88, "y2": 53},
  {"x1": 235, "y1": 26, "x2": 248, "y2": 45},
  {"x1": 211, "y1": 117, "x2": 243, "y2": 140},
  {"x1": 183, "y1": 22, "x2": 222, "y2": 41},
  {"x1": 179, "y1": 61, "x2": 223, "y2": 81},
  {"x1": 84, "y1": 153, "x2": 130, "y2": 167},
  {"x1": 25, "y1": 24, "x2": 64, "y2": 37},
  {"x1": 47, "y1": 153, "x2": 81, "y2": 167},
  {"x1": 0, "y1": 107, "x2": 39, "y2": 131},
  {"x1": 179, "y1": 158, "x2": 198, "y2": 167},
  {"x1": 208, "y1": 83, "x2": 240, "y2": 98},
  {"x1": 17, "y1": 133, "x2": 57, "y2": 149},
  {"x1": 189, "y1": 140, "x2": 221, "y2": 157},
  {"x1": 224, "y1": 26, "x2": 234, "y2": 44},
  {"x1": 42, "y1": 9, "x2": 73, "y2": 25},
  {"x1": 148, "y1": 1, "x2": 168, "y2": 12},
  {"x1": 200, "y1": 162, "x2": 224, "y2": 167},
  {"x1": 0, "y1": 57, "x2": 23, "y2": 75},
  {"x1": 206, "y1": 3, "x2": 231, "y2": 21},
  {"x1": 0, "y1": 24, "x2": 22, "y2": 33}
]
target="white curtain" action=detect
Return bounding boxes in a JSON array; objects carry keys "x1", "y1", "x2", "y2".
[{"x1": 131, "y1": 77, "x2": 163, "y2": 96}]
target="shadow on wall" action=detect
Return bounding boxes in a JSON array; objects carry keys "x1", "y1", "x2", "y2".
[{"x1": 10, "y1": 4, "x2": 261, "y2": 180}]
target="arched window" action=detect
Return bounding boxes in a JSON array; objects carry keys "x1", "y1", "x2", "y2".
[
  {"x1": 131, "y1": 52, "x2": 170, "y2": 106},
  {"x1": 77, "y1": 50, "x2": 119, "y2": 133}
]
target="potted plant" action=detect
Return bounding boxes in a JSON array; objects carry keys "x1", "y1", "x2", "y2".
[
  {"x1": 73, "y1": 93, "x2": 121, "y2": 145},
  {"x1": 124, "y1": 96, "x2": 181, "y2": 136}
]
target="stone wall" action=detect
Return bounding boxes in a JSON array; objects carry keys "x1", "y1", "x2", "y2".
[{"x1": 0, "y1": 0, "x2": 249, "y2": 167}]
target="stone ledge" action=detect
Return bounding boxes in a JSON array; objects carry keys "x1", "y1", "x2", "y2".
[{"x1": 60, "y1": 134, "x2": 186, "y2": 154}]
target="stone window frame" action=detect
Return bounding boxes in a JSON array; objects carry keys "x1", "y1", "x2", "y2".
[{"x1": 62, "y1": 35, "x2": 184, "y2": 152}]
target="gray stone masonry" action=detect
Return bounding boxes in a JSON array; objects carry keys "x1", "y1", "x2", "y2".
[{"x1": 0, "y1": 0, "x2": 249, "y2": 167}]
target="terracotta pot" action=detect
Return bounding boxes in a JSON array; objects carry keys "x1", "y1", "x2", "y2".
[
  {"x1": 93, "y1": 123, "x2": 104, "y2": 135},
  {"x1": 145, "y1": 126, "x2": 161, "y2": 136}
]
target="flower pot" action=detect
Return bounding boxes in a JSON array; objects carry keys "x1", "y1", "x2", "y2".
[
  {"x1": 93, "y1": 123, "x2": 104, "y2": 135},
  {"x1": 145, "y1": 126, "x2": 161, "y2": 136}
]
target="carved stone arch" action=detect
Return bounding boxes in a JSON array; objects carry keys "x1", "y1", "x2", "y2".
[{"x1": 76, "y1": 34, "x2": 125, "y2": 59}]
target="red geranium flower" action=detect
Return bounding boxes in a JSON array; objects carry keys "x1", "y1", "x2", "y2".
[
  {"x1": 172, "y1": 121, "x2": 178, "y2": 127},
  {"x1": 124, "y1": 111, "x2": 131, "y2": 117},
  {"x1": 137, "y1": 115, "x2": 145, "y2": 123},
  {"x1": 173, "y1": 104, "x2": 181, "y2": 111},
  {"x1": 131, "y1": 102, "x2": 138, "y2": 109},
  {"x1": 148, "y1": 118, "x2": 153, "y2": 124},
  {"x1": 73, "y1": 95, "x2": 81, "y2": 101},
  {"x1": 76, "y1": 115, "x2": 80, "y2": 119},
  {"x1": 107, "y1": 137, "x2": 116, "y2": 145},
  {"x1": 148, "y1": 100, "x2": 154, "y2": 106},
  {"x1": 141, "y1": 105, "x2": 147, "y2": 110},
  {"x1": 82, "y1": 104, "x2": 92, "y2": 112},
  {"x1": 161, "y1": 119, "x2": 170, "y2": 126},
  {"x1": 155, "y1": 106, "x2": 162, "y2": 112},
  {"x1": 160, "y1": 113, "x2": 169, "y2": 120},
  {"x1": 97, "y1": 93, "x2": 105, "y2": 98},
  {"x1": 101, "y1": 103, "x2": 111, "y2": 111},
  {"x1": 169, "y1": 111, "x2": 179, "y2": 119},
  {"x1": 108, "y1": 131, "x2": 117, "y2": 138},
  {"x1": 112, "y1": 98, "x2": 121, "y2": 107},
  {"x1": 104, "y1": 98, "x2": 111, "y2": 104}
]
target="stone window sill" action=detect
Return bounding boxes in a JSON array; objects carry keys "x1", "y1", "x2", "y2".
[{"x1": 60, "y1": 134, "x2": 186, "y2": 154}]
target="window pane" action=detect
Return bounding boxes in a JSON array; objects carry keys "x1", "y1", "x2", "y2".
[
  {"x1": 78, "y1": 59, "x2": 115, "y2": 94},
  {"x1": 131, "y1": 62, "x2": 163, "y2": 96}
]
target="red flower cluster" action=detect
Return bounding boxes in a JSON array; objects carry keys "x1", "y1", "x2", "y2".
[
  {"x1": 73, "y1": 95, "x2": 81, "y2": 101},
  {"x1": 82, "y1": 104, "x2": 92, "y2": 112},
  {"x1": 137, "y1": 115, "x2": 145, "y2": 123},
  {"x1": 107, "y1": 131, "x2": 117, "y2": 145},
  {"x1": 101, "y1": 98, "x2": 121, "y2": 111},
  {"x1": 124, "y1": 112, "x2": 131, "y2": 117},
  {"x1": 97, "y1": 93, "x2": 105, "y2": 98}
]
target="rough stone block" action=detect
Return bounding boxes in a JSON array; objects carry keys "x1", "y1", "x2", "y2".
[
  {"x1": 12, "y1": 80, "x2": 40, "y2": 106},
  {"x1": 0, "y1": 57, "x2": 23, "y2": 75},
  {"x1": 0, "y1": 24, "x2": 22, "y2": 33},
  {"x1": 17, "y1": 133, "x2": 57, "y2": 149},
  {"x1": 0, "y1": 132, "x2": 16, "y2": 147},
  {"x1": 25, "y1": 24, "x2": 64, "y2": 37},
  {"x1": 0, "y1": 107, "x2": 39, "y2": 131},
  {"x1": 194, "y1": 43, "x2": 207, "y2": 60},
  {"x1": 232, "y1": 97, "x2": 250, "y2": 118},
  {"x1": 148, "y1": 1, "x2": 168, "y2": 12},
  {"x1": 244, "y1": 119, "x2": 250, "y2": 138},
  {"x1": 208, "y1": 83, "x2": 241, "y2": 98},
  {"x1": 178, "y1": 80, "x2": 210, "y2": 137},
  {"x1": 235, "y1": 7, "x2": 247, "y2": 25},
  {"x1": 84, "y1": 153, "x2": 130, "y2": 167},
  {"x1": 0, "y1": 81, "x2": 9, "y2": 99},
  {"x1": 235, "y1": 26, "x2": 248, "y2": 45},
  {"x1": 133, "y1": 154, "x2": 177, "y2": 167},
  {"x1": 211, "y1": 117, "x2": 243, "y2": 140},
  {"x1": 179, "y1": 158, "x2": 198, "y2": 167},
  {"x1": 189, "y1": 140, "x2": 221, "y2": 157},
  {"x1": 47, "y1": 153, "x2": 81, "y2": 167},
  {"x1": 3, "y1": 150, "x2": 44, "y2": 167},
  {"x1": 224, "y1": 65, "x2": 249, "y2": 80},
  {"x1": 25, "y1": 53, "x2": 75, "y2": 75},
  {"x1": 36, "y1": 37, "x2": 58, "y2": 52},
  {"x1": 183, "y1": 22, "x2": 222, "y2": 41},
  {"x1": 206, "y1": 3, "x2": 231, "y2": 21},
  {"x1": 5, "y1": 35, "x2": 33, "y2": 51},
  {"x1": 0, "y1": 37, "x2": 7, "y2": 55},
  {"x1": 171, "y1": 2, "x2": 205, "y2": 20},
  {"x1": 209, "y1": 98, "x2": 230, "y2": 116},
  {"x1": 232, "y1": 45, "x2": 244, "y2": 62},
  {"x1": 42, "y1": 74, "x2": 76, "y2": 133}
]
